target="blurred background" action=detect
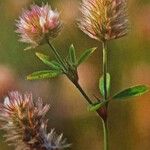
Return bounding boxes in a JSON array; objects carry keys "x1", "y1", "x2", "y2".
[{"x1": 0, "y1": 0, "x2": 150, "y2": 150}]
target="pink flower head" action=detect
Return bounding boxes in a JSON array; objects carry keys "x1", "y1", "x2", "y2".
[
  {"x1": 0, "y1": 91, "x2": 70, "y2": 150},
  {"x1": 78, "y1": 0, "x2": 128, "y2": 41},
  {"x1": 0, "y1": 91, "x2": 50, "y2": 124},
  {"x1": 16, "y1": 4, "x2": 62, "y2": 50}
]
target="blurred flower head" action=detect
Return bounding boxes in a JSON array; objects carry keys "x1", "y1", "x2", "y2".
[
  {"x1": 16, "y1": 3, "x2": 62, "y2": 50},
  {"x1": 0, "y1": 91, "x2": 70, "y2": 150},
  {"x1": 78, "y1": 0, "x2": 128, "y2": 41}
]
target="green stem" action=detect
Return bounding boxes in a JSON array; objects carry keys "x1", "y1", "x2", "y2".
[
  {"x1": 102, "y1": 119, "x2": 109, "y2": 150},
  {"x1": 102, "y1": 41, "x2": 109, "y2": 150},
  {"x1": 47, "y1": 40, "x2": 67, "y2": 71}
]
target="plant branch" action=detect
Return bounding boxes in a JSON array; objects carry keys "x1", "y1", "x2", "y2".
[
  {"x1": 47, "y1": 40, "x2": 109, "y2": 150},
  {"x1": 47, "y1": 42, "x2": 93, "y2": 105}
]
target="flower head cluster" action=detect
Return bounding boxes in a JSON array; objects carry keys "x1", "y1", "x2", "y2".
[
  {"x1": 16, "y1": 4, "x2": 62, "y2": 50},
  {"x1": 78, "y1": 0, "x2": 128, "y2": 41},
  {"x1": 0, "y1": 91, "x2": 70, "y2": 150}
]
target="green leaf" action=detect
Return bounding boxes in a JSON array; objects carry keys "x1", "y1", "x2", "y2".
[
  {"x1": 113, "y1": 85, "x2": 149, "y2": 100},
  {"x1": 27, "y1": 70, "x2": 62, "y2": 80},
  {"x1": 69, "y1": 44, "x2": 76, "y2": 64},
  {"x1": 88, "y1": 101, "x2": 107, "y2": 112},
  {"x1": 99, "y1": 73, "x2": 111, "y2": 97},
  {"x1": 77, "y1": 47, "x2": 97, "y2": 66},
  {"x1": 36, "y1": 52, "x2": 61, "y2": 70}
]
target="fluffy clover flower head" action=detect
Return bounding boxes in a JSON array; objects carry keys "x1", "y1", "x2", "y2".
[
  {"x1": 78, "y1": 0, "x2": 128, "y2": 41},
  {"x1": 16, "y1": 4, "x2": 62, "y2": 50},
  {"x1": 0, "y1": 91, "x2": 70, "y2": 150}
]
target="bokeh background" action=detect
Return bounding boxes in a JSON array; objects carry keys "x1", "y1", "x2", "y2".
[{"x1": 0, "y1": 0, "x2": 150, "y2": 150}]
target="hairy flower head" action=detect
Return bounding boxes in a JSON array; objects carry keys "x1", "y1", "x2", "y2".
[
  {"x1": 78, "y1": 0, "x2": 128, "y2": 41},
  {"x1": 0, "y1": 91, "x2": 70, "y2": 150},
  {"x1": 16, "y1": 4, "x2": 62, "y2": 50}
]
